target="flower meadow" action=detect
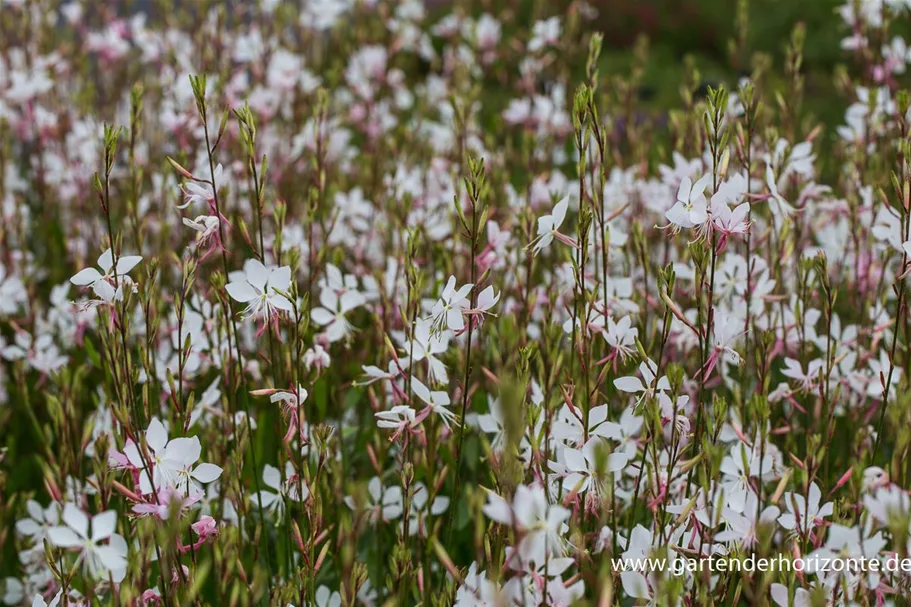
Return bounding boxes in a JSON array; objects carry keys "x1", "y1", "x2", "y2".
[{"x1": 6, "y1": 0, "x2": 911, "y2": 606}]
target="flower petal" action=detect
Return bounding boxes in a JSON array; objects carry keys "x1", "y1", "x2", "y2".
[
  {"x1": 91, "y1": 510, "x2": 117, "y2": 542},
  {"x1": 191, "y1": 463, "x2": 223, "y2": 483},
  {"x1": 61, "y1": 503, "x2": 89, "y2": 539},
  {"x1": 146, "y1": 418, "x2": 169, "y2": 453},
  {"x1": 47, "y1": 526, "x2": 83, "y2": 548},
  {"x1": 114, "y1": 255, "x2": 142, "y2": 276},
  {"x1": 245, "y1": 259, "x2": 270, "y2": 290},
  {"x1": 70, "y1": 268, "x2": 102, "y2": 286},
  {"x1": 226, "y1": 282, "x2": 258, "y2": 303}
]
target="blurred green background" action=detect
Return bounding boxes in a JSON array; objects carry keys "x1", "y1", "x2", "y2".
[{"x1": 588, "y1": 0, "x2": 847, "y2": 123}]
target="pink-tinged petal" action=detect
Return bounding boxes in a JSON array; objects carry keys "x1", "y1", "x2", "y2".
[
  {"x1": 324, "y1": 264, "x2": 343, "y2": 288},
  {"x1": 91, "y1": 510, "x2": 117, "y2": 542},
  {"x1": 665, "y1": 203, "x2": 690, "y2": 228},
  {"x1": 690, "y1": 204, "x2": 708, "y2": 225},
  {"x1": 226, "y1": 282, "x2": 258, "y2": 303},
  {"x1": 62, "y1": 503, "x2": 89, "y2": 539},
  {"x1": 588, "y1": 404, "x2": 609, "y2": 427},
  {"x1": 146, "y1": 418, "x2": 169, "y2": 453},
  {"x1": 191, "y1": 463, "x2": 223, "y2": 483},
  {"x1": 70, "y1": 267, "x2": 102, "y2": 286}
]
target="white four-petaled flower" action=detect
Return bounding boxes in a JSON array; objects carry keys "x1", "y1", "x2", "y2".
[
  {"x1": 226, "y1": 259, "x2": 294, "y2": 320},
  {"x1": 70, "y1": 248, "x2": 142, "y2": 304}
]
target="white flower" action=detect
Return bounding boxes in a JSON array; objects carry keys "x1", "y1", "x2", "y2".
[
  {"x1": 531, "y1": 196, "x2": 570, "y2": 255},
  {"x1": 375, "y1": 405, "x2": 417, "y2": 436},
  {"x1": 406, "y1": 482, "x2": 450, "y2": 536},
  {"x1": 70, "y1": 248, "x2": 142, "y2": 303},
  {"x1": 0, "y1": 264, "x2": 26, "y2": 315},
  {"x1": 613, "y1": 358, "x2": 670, "y2": 405},
  {"x1": 716, "y1": 493, "x2": 780, "y2": 549},
  {"x1": 483, "y1": 484, "x2": 569, "y2": 563},
  {"x1": 182, "y1": 215, "x2": 220, "y2": 244},
  {"x1": 803, "y1": 523, "x2": 885, "y2": 592},
  {"x1": 863, "y1": 485, "x2": 909, "y2": 525},
  {"x1": 343, "y1": 476, "x2": 404, "y2": 523},
  {"x1": 179, "y1": 164, "x2": 221, "y2": 209},
  {"x1": 30, "y1": 591, "x2": 62, "y2": 607},
  {"x1": 469, "y1": 286, "x2": 500, "y2": 317},
  {"x1": 665, "y1": 174, "x2": 711, "y2": 229},
  {"x1": 303, "y1": 344, "x2": 331, "y2": 371},
  {"x1": 603, "y1": 315, "x2": 638, "y2": 359},
  {"x1": 550, "y1": 438, "x2": 629, "y2": 495},
  {"x1": 720, "y1": 443, "x2": 773, "y2": 512},
  {"x1": 778, "y1": 482, "x2": 833, "y2": 534},
  {"x1": 429, "y1": 276, "x2": 472, "y2": 332},
  {"x1": 703, "y1": 312, "x2": 745, "y2": 379},
  {"x1": 396, "y1": 318, "x2": 450, "y2": 384},
  {"x1": 255, "y1": 462, "x2": 308, "y2": 521},
  {"x1": 47, "y1": 504, "x2": 127, "y2": 580},
  {"x1": 765, "y1": 165, "x2": 796, "y2": 223},
  {"x1": 226, "y1": 259, "x2": 294, "y2": 320},
  {"x1": 474, "y1": 396, "x2": 507, "y2": 452},
  {"x1": 455, "y1": 563, "x2": 499, "y2": 607},
  {"x1": 124, "y1": 418, "x2": 222, "y2": 496},
  {"x1": 412, "y1": 376, "x2": 458, "y2": 428},
  {"x1": 770, "y1": 583, "x2": 813, "y2": 607},
  {"x1": 311, "y1": 288, "x2": 366, "y2": 343},
  {"x1": 15, "y1": 500, "x2": 60, "y2": 544},
  {"x1": 528, "y1": 17, "x2": 561, "y2": 53}
]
